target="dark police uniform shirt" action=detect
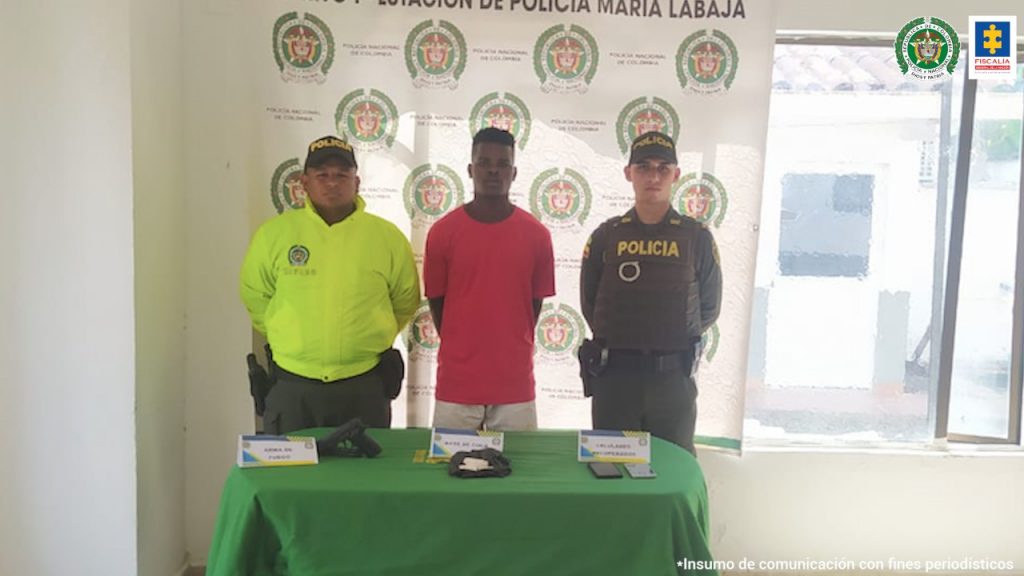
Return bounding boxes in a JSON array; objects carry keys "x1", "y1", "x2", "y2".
[{"x1": 580, "y1": 207, "x2": 722, "y2": 351}]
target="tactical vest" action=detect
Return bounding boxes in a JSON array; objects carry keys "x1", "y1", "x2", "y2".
[{"x1": 592, "y1": 214, "x2": 699, "y2": 351}]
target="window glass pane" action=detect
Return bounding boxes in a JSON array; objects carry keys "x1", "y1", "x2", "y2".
[
  {"x1": 746, "y1": 44, "x2": 958, "y2": 443},
  {"x1": 779, "y1": 173, "x2": 874, "y2": 278},
  {"x1": 948, "y1": 66, "x2": 1024, "y2": 439}
]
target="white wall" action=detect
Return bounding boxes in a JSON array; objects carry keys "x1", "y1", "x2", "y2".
[
  {"x1": 0, "y1": 2, "x2": 138, "y2": 575},
  {"x1": 776, "y1": 0, "x2": 1024, "y2": 36},
  {"x1": 702, "y1": 449, "x2": 1024, "y2": 571},
  {"x1": 182, "y1": 0, "x2": 259, "y2": 562},
  {"x1": 132, "y1": 0, "x2": 188, "y2": 574}
]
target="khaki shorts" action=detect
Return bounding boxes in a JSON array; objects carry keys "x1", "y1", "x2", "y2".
[{"x1": 432, "y1": 399, "x2": 537, "y2": 431}]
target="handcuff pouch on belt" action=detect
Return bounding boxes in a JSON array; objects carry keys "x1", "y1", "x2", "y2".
[
  {"x1": 246, "y1": 343, "x2": 276, "y2": 416},
  {"x1": 577, "y1": 339, "x2": 608, "y2": 398},
  {"x1": 376, "y1": 348, "x2": 405, "y2": 400}
]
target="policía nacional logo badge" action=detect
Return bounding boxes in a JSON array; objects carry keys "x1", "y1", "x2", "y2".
[
  {"x1": 895, "y1": 16, "x2": 960, "y2": 80},
  {"x1": 335, "y1": 89, "x2": 399, "y2": 152},
  {"x1": 288, "y1": 245, "x2": 310, "y2": 266},
  {"x1": 403, "y1": 164, "x2": 465, "y2": 228},
  {"x1": 405, "y1": 20, "x2": 467, "y2": 89},
  {"x1": 676, "y1": 29, "x2": 738, "y2": 94},
  {"x1": 406, "y1": 300, "x2": 441, "y2": 360},
  {"x1": 615, "y1": 96, "x2": 680, "y2": 156},
  {"x1": 529, "y1": 168, "x2": 592, "y2": 229},
  {"x1": 671, "y1": 172, "x2": 728, "y2": 228},
  {"x1": 533, "y1": 24, "x2": 599, "y2": 94},
  {"x1": 270, "y1": 158, "x2": 306, "y2": 214},
  {"x1": 273, "y1": 12, "x2": 335, "y2": 84},
  {"x1": 535, "y1": 303, "x2": 586, "y2": 362},
  {"x1": 469, "y1": 92, "x2": 532, "y2": 150}
]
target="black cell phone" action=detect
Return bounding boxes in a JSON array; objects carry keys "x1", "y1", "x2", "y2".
[{"x1": 587, "y1": 461, "x2": 623, "y2": 479}]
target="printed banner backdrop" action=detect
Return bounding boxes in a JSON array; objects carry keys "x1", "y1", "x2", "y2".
[{"x1": 250, "y1": 0, "x2": 775, "y2": 450}]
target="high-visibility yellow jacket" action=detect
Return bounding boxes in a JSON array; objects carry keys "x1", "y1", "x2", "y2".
[{"x1": 240, "y1": 197, "x2": 420, "y2": 381}]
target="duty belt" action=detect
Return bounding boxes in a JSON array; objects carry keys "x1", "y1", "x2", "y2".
[{"x1": 606, "y1": 349, "x2": 692, "y2": 374}]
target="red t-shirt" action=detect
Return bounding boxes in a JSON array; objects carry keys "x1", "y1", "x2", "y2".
[{"x1": 423, "y1": 206, "x2": 556, "y2": 404}]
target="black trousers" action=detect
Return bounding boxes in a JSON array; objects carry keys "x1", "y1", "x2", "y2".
[
  {"x1": 590, "y1": 365, "x2": 698, "y2": 455},
  {"x1": 263, "y1": 368, "x2": 390, "y2": 435}
]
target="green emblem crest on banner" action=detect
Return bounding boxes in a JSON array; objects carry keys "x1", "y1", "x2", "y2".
[
  {"x1": 405, "y1": 20, "x2": 467, "y2": 89},
  {"x1": 671, "y1": 172, "x2": 728, "y2": 228},
  {"x1": 335, "y1": 89, "x2": 399, "y2": 152},
  {"x1": 535, "y1": 303, "x2": 586, "y2": 360},
  {"x1": 895, "y1": 16, "x2": 960, "y2": 80},
  {"x1": 270, "y1": 158, "x2": 306, "y2": 214},
  {"x1": 701, "y1": 323, "x2": 720, "y2": 363},
  {"x1": 405, "y1": 300, "x2": 441, "y2": 358},
  {"x1": 403, "y1": 164, "x2": 465, "y2": 228},
  {"x1": 615, "y1": 96, "x2": 680, "y2": 156},
  {"x1": 529, "y1": 168, "x2": 592, "y2": 229},
  {"x1": 676, "y1": 29, "x2": 738, "y2": 94},
  {"x1": 272, "y1": 12, "x2": 335, "y2": 84},
  {"x1": 469, "y1": 92, "x2": 532, "y2": 150},
  {"x1": 533, "y1": 24, "x2": 599, "y2": 94}
]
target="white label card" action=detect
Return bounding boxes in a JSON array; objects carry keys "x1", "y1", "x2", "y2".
[
  {"x1": 578, "y1": 430, "x2": 651, "y2": 463},
  {"x1": 237, "y1": 435, "x2": 319, "y2": 468}
]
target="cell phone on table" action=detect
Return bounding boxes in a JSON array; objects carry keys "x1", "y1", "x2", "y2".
[
  {"x1": 587, "y1": 461, "x2": 623, "y2": 479},
  {"x1": 623, "y1": 463, "x2": 657, "y2": 479}
]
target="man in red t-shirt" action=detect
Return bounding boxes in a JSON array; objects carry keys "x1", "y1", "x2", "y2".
[{"x1": 423, "y1": 127, "x2": 556, "y2": 430}]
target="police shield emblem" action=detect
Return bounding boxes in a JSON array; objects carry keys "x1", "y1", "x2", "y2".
[
  {"x1": 533, "y1": 24, "x2": 599, "y2": 94},
  {"x1": 469, "y1": 92, "x2": 532, "y2": 150},
  {"x1": 615, "y1": 96, "x2": 680, "y2": 156},
  {"x1": 273, "y1": 12, "x2": 335, "y2": 84},
  {"x1": 335, "y1": 89, "x2": 399, "y2": 151}
]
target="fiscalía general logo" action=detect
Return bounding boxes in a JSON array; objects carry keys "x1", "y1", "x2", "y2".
[
  {"x1": 676, "y1": 29, "x2": 738, "y2": 94},
  {"x1": 671, "y1": 172, "x2": 728, "y2": 227},
  {"x1": 470, "y1": 92, "x2": 532, "y2": 150},
  {"x1": 895, "y1": 16, "x2": 960, "y2": 80},
  {"x1": 535, "y1": 303, "x2": 586, "y2": 362},
  {"x1": 406, "y1": 300, "x2": 441, "y2": 359},
  {"x1": 270, "y1": 158, "x2": 306, "y2": 214},
  {"x1": 403, "y1": 164, "x2": 465, "y2": 228},
  {"x1": 533, "y1": 24, "x2": 599, "y2": 94},
  {"x1": 529, "y1": 168, "x2": 592, "y2": 229},
  {"x1": 335, "y1": 89, "x2": 399, "y2": 152},
  {"x1": 405, "y1": 20, "x2": 467, "y2": 89},
  {"x1": 616, "y1": 96, "x2": 680, "y2": 155},
  {"x1": 273, "y1": 12, "x2": 334, "y2": 84},
  {"x1": 968, "y1": 16, "x2": 1017, "y2": 79}
]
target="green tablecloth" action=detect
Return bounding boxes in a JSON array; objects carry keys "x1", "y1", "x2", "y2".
[{"x1": 207, "y1": 429, "x2": 716, "y2": 576}]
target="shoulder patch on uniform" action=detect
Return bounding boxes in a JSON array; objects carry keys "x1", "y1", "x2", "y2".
[
  {"x1": 582, "y1": 237, "x2": 591, "y2": 259},
  {"x1": 712, "y1": 239, "x2": 720, "y2": 265}
]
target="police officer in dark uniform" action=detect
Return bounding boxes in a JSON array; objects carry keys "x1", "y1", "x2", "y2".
[{"x1": 579, "y1": 131, "x2": 722, "y2": 455}]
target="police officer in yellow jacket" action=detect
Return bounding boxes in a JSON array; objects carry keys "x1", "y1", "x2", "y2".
[
  {"x1": 579, "y1": 131, "x2": 721, "y2": 455},
  {"x1": 241, "y1": 136, "x2": 421, "y2": 433}
]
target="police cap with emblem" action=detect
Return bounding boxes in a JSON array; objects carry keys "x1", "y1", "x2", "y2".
[
  {"x1": 304, "y1": 135, "x2": 358, "y2": 170},
  {"x1": 628, "y1": 131, "x2": 677, "y2": 165}
]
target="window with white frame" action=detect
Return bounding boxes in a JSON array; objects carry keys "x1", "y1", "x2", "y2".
[{"x1": 745, "y1": 42, "x2": 1024, "y2": 445}]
